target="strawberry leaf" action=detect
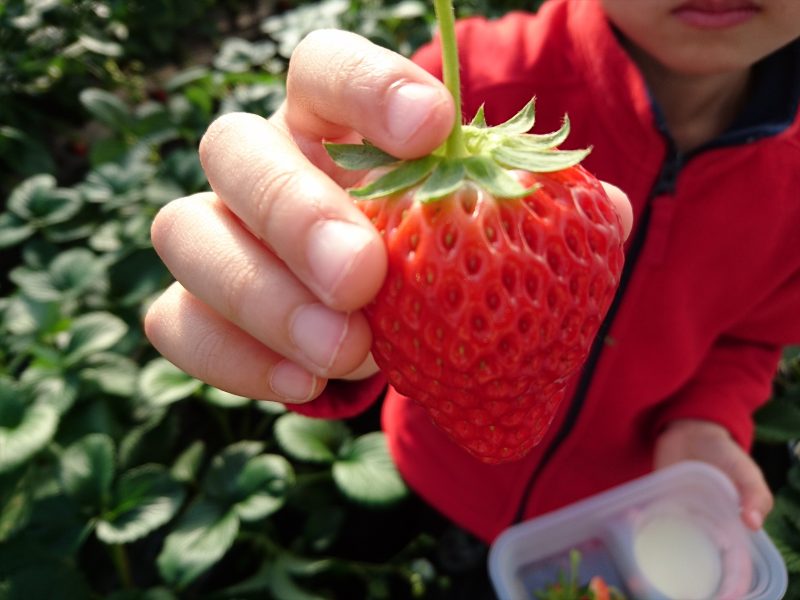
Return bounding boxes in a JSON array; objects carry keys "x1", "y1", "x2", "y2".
[
  {"x1": 332, "y1": 432, "x2": 407, "y2": 506},
  {"x1": 416, "y1": 158, "x2": 465, "y2": 203},
  {"x1": 350, "y1": 155, "x2": 439, "y2": 199},
  {"x1": 463, "y1": 156, "x2": 536, "y2": 198},
  {"x1": 325, "y1": 141, "x2": 400, "y2": 171},
  {"x1": 96, "y1": 464, "x2": 186, "y2": 544},
  {"x1": 157, "y1": 498, "x2": 239, "y2": 589}
]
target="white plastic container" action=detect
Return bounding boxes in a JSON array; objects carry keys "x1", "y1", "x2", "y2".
[{"x1": 489, "y1": 461, "x2": 787, "y2": 600}]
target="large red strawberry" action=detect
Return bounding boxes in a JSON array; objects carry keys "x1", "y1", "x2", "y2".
[{"x1": 326, "y1": 0, "x2": 624, "y2": 463}]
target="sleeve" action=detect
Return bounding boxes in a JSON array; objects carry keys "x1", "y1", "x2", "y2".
[
  {"x1": 287, "y1": 372, "x2": 387, "y2": 420},
  {"x1": 652, "y1": 337, "x2": 782, "y2": 449},
  {"x1": 654, "y1": 267, "x2": 800, "y2": 449}
]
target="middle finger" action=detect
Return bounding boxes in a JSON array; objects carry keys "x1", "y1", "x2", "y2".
[{"x1": 151, "y1": 191, "x2": 373, "y2": 378}]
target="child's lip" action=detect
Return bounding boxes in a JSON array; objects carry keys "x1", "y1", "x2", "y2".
[{"x1": 672, "y1": 0, "x2": 761, "y2": 29}]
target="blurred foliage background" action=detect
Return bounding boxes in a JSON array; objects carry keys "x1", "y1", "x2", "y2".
[{"x1": 0, "y1": 0, "x2": 799, "y2": 598}]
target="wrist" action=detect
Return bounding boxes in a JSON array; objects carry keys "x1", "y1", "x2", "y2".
[{"x1": 659, "y1": 419, "x2": 733, "y2": 452}]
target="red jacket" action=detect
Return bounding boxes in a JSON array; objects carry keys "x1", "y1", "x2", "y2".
[{"x1": 293, "y1": 0, "x2": 800, "y2": 542}]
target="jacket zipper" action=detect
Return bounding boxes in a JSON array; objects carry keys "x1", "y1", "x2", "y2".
[{"x1": 512, "y1": 148, "x2": 683, "y2": 524}]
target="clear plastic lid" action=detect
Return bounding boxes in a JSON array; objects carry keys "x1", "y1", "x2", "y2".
[{"x1": 489, "y1": 461, "x2": 787, "y2": 600}]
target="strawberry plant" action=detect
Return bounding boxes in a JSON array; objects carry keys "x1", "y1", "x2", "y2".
[{"x1": 326, "y1": 0, "x2": 624, "y2": 463}]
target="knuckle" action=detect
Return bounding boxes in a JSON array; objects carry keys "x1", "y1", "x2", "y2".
[
  {"x1": 249, "y1": 165, "x2": 294, "y2": 225},
  {"x1": 218, "y1": 256, "x2": 263, "y2": 323},
  {"x1": 191, "y1": 325, "x2": 232, "y2": 380}
]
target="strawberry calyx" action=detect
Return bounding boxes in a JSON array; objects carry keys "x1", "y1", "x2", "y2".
[
  {"x1": 326, "y1": 100, "x2": 591, "y2": 202},
  {"x1": 325, "y1": 0, "x2": 590, "y2": 203}
]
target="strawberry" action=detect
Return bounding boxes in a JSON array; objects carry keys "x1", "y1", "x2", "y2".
[
  {"x1": 588, "y1": 576, "x2": 611, "y2": 600},
  {"x1": 326, "y1": 0, "x2": 624, "y2": 463},
  {"x1": 533, "y1": 551, "x2": 627, "y2": 600}
]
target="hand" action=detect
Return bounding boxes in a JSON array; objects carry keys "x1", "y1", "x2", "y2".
[
  {"x1": 144, "y1": 30, "x2": 456, "y2": 404},
  {"x1": 653, "y1": 419, "x2": 773, "y2": 530},
  {"x1": 144, "y1": 30, "x2": 633, "y2": 405}
]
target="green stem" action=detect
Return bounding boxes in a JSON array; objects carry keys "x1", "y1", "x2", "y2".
[
  {"x1": 432, "y1": 0, "x2": 467, "y2": 158},
  {"x1": 110, "y1": 543, "x2": 133, "y2": 589}
]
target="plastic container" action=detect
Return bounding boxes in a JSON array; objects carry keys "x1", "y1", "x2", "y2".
[{"x1": 489, "y1": 461, "x2": 787, "y2": 600}]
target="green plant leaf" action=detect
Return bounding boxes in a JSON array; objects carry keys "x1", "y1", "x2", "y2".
[
  {"x1": 10, "y1": 248, "x2": 105, "y2": 303},
  {"x1": 7, "y1": 173, "x2": 83, "y2": 226},
  {"x1": 303, "y1": 505, "x2": 345, "y2": 552},
  {"x1": 166, "y1": 66, "x2": 210, "y2": 91},
  {"x1": 332, "y1": 432, "x2": 408, "y2": 506},
  {"x1": 156, "y1": 498, "x2": 240, "y2": 589},
  {"x1": 233, "y1": 454, "x2": 295, "y2": 522},
  {"x1": 203, "y1": 441, "x2": 265, "y2": 502},
  {"x1": 79, "y1": 88, "x2": 131, "y2": 130},
  {"x1": 755, "y1": 398, "x2": 800, "y2": 443},
  {"x1": 171, "y1": 441, "x2": 206, "y2": 484},
  {"x1": 0, "y1": 468, "x2": 32, "y2": 542},
  {"x1": 267, "y1": 556, "x2": 330, "y2": 600},
  {"x1": 0, "y1": 560, "x2": 92, "y2": 600},
  {"x1": 253, "y1": 399, "x2": 287, "y2": 415},
  {"x1": 203, "y1": 386, "x2": 251, "y2": 408},
  {"x1": 463, "y1": 156, "x2": 535, "y2": 198},
  {"x1": 8, "y1": 493, "x2": 92, "y2": 557},
  {"x1": 325, "y1": 141, "x2": 400, "y2": 171},
  {"x1": 96, "y1": 464, "x2": 186, "y2": 544},
  {"x1": 118, "y1": 410, "x2": 176, "y2": 471},
  {"x1": 78, "y1": 33, "x2": 123, "y2": 57},
  {"x1": 79, "y1": 352, "x2": 139, "y2": 397},
  {"x1": 138, "y1": 358, "x2": 203, "y2": 407},
  {"x1": 63, "y1": 312, "x2": 128, "y2": 366},
  {"x1": 0, "y1": 383, "x2": 59, "y2": 474},
  {"x1": 349, "y1": 155, "x2": 439, "y2": 199},
  {"x1": 0, "y1": 211, "x2": 35, "y2": 248},
  {"x1": 60, "y1": 433, "x2": 115, "y2": 511},
  {"x1": 23, "y1": 370, "x2": 79, "y2": 416},
  {"x1": 274, "y1": 413, "x2": 350, "y2": 464},
  {"x1": 765, "y1": 500, "x2": 800, "y2": 573},
  {"x1": 2, "y1": 295, "x2": 61, "y2": 336},
  {"x1": 213, "y1": 37, "x2": 278, "y2": 73},
  {"x1": 105, "y1": 588, "x2": 178, "y2": 600}
]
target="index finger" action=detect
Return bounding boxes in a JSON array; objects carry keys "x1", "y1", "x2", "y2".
[{"x1": 199, "y1": 111, "x2": 386, "y2": 312}]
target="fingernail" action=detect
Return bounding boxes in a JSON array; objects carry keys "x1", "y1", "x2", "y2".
[
  {"x1": 386, "y1": 82, "x2": 445, "y2": 142},
  {"x1": 746, "y1": 509, "x2": 764, "y2": 530},
  {"x1": 269, "y1": 360, "x2": 316, "y2": 402},
  {"x1": 290, "y1": 303, "x2": 349, "y2": 371},
  {"x1": 307, "y1": 220, "x2": 373, "y2": 300}
]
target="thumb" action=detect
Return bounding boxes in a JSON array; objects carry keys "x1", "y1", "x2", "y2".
[
  {"x1": 726, "y1": 453, "x2": 774, "y2": 530},
  {"x1": 285, "y1": 29, "x2": 455, "y2": 159}
]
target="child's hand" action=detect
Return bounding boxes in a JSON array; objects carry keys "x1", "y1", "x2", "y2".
[
  {"x1": 144, "y1": 30, "x2": 456, "y2": 404},
  {"x1": 653, "y1": 419, "x2": 773, "y2": 530}
]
